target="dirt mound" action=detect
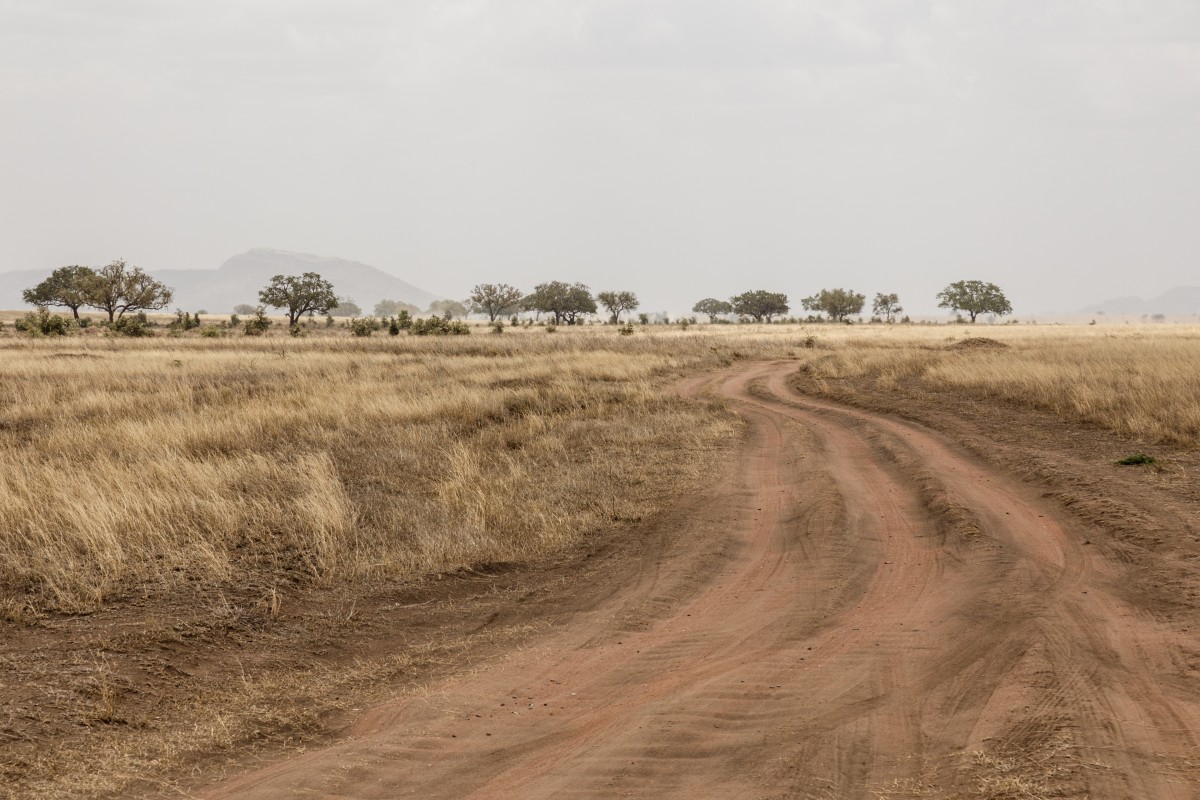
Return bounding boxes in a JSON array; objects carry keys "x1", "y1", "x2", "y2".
[{"x1": 949, "y1": 336, "x2": 1009, "y2": 350}]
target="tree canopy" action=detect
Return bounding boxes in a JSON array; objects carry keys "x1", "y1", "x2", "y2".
[
  {"x1": 872, "y1": 292, "x2": 902, "y2": 322},
  {"x1": 469, "y1": 283, "x2": 524, "y2": 321},
  {"x1": 596, "y1": 290, "x2": 640, "y2": 324},
  {"x1": 730, "y1": 290, "x2": 789, "y2": 323},
  {"x1": 525, "y1": 282, "x2": 597, "y2": 325},
  {"x1": 374, "y1": 299, "x2": 422, "y2": 317},
  {"x1": 428, "y1": 299, "x2": 469, "y2": 319},
  {"x1": 936, "y1": 280, "x2": 1012, "y2": 323},
  {"x1": 22, "y1": 265, "x2": 97, "y2": 319},
  {"x1": 329, "y1": 297, "x2": 362, "y2": 317},
  {"x1": 259, "y1": 272, "x2": 338, "y2": 326},
  {"x1": 692, "y1": 298, "x2": 733, "y2": 322},
  {"x1": 801, "y1": 288, "x2": 865, "y2": 322},
  {"x1": 87, "y1": 259, "x2": 174, "y2": 322}
]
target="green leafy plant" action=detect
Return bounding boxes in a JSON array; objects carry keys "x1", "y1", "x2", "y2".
[{"x1": 1116, "y1": 453, "x2": 1155, "y2": 466}]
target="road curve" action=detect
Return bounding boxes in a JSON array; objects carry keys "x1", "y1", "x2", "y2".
[{"x1": 200, "y1": 362, "x2": 1200, "y2": 799}]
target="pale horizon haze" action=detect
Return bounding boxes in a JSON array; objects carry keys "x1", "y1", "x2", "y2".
[{"x1": 3, "y1": 1, "x2": 1199, "y2": 315}]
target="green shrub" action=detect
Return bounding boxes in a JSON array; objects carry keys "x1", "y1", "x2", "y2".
[
  {"x1": 618, "y1": 323, "x2": 635, "y2": 336},
  {"x1": 15, "y1": 308, "x2": 77, "y2": 336},
  {"x1": 1117, "y1": 453, "x2": 1155, "y2": 466},
  {"x1": 348, "y1": 317, "x2": 381, "y2": 337},
  {"x1": 491, "y1": 320, "x2": 505, "y2": 334},
  {"x1": 243, "y1": 308, "x2": 272, "y2": 336},
  {"x1": 200, "y1": 325, "x2": 223, "y2": 338},
  {"x1": 410, "y1": 316, "x2": 470, "y2": 336},
  {"x1": 289, "y1": 323, "x2": 308, "y2": 338},
  {"x1": 105, "y1": 312, "x2": 153, "y2": 337}
]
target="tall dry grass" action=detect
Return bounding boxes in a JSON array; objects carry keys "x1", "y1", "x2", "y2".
[
  {"x1": 2, "y1": 322, "x2": 1195, "y2": 612},
  {"x1": 0, "y1": 332, "x2": 767, "y2": 612},
  {"x1": 791, "y1": 325, "x2": 1200, "y2": 446}
]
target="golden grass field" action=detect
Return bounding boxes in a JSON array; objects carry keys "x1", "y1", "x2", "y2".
[
  {"x1": 1, "y1": 320, "x2": 1198, "y2": 615},
  {"x1": 2, "y1": 317, "x2": 1199, "y2": 799}
]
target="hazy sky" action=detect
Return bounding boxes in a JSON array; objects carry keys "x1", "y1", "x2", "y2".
[{"x1": 3, "y1": 1, "x2": 1198, "y2": 314}]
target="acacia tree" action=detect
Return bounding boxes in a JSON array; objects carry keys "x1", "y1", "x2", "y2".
[
  {"x1": 597, "y1": 290, "x2": 640, "y2": 324},
  {"x1": 22, "y1": 265, "x2": 97, "y2": 319},
  {"x1": 730, "y1": 290, "x2": 789, "y2": 323},
  {"x1": 259, "y1": 272, "x2": 338, "y2": 325},
  {"x1": 936, "y1": 280, "x2": 1012, "y2": 323},
  {"x1": 800, "y1": 288, "x2": 865, "y2": 322},
  {"x1": 329, "y1": 297, "x2": 362, "y2": 317},
  {"x1": 87, "y1": 259, "x2": 173, "y2": 322},
  {"x1": 374, "y1": 299, "x2": 421, "y2": 316},
  {"x1": 525, "y1": 282, "x2": 596, "y2": 325},
  {"x1": 872, "y1": 292, "x2": 903, "y2": 322},
  {"x1": 692, "y1": 298, "x2": 733, "y2": 323},
  {"x1": 469, "y1": 283, "x2": 524, "y2": 321},
  {"x1": 428, "y1": 299, "x2": 469, "y2": 319}
]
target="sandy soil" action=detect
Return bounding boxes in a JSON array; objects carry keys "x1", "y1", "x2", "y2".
[{"x1": 196, "y1": 362, "x2": 1200, "y2": 799}]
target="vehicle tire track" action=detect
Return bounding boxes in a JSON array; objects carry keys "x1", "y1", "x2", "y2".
[{"x1": 197, "y1": 362, "x2": 1200, "y2": 800}]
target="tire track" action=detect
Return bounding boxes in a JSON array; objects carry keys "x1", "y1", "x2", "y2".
[{"x1": 197, "y1": 362, "x2": 1200, "y2": 800}]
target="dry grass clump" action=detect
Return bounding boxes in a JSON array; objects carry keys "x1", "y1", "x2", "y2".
[
  {"x1": 793, "y1": 326, "x2": 1200, "y2": 446},
  {"x1": 0, "y1": 333, "x2": 752, "y2": 612}
]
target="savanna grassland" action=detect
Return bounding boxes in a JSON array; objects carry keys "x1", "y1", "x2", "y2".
[{"x1": 2, "y1": 319, "x2": 1199, "y2": 798}]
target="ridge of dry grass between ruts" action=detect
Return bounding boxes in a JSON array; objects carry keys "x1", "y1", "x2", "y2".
[{"x1": 0, "y1": 333, "x2": 775, "y2": 612}]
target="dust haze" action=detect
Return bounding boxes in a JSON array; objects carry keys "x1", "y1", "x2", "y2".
[{"x1": 3, "y1": 2, "x2": 1199, "y2": 314}]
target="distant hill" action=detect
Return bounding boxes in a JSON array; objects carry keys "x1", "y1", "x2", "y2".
[
  {"x1": 0, "y1": 249, "x2": 441, "y2": 313},
  {"x1": 1081, "y1": 286, "x2": 1200, "y2": 317}
]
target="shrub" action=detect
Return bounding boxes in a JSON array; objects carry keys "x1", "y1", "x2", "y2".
[
  {"x1": 491, "y1": 321, "x2": 505, "y2": 335},
  {"x1": 105, "y1": 312, "x2": 153, "y2": 337},
  {"x1": 410, "y1": 316, "x2": 470, "y2": 336},
  {"x1": 545, "y1": 323, "x2": 557, "y2": 333},
  {"x1": 289, "y1": 323, "x2": 308, "y2": 338},
  {"x1": 348, "y1": 317, "x2": 381, "y2": 337},
  {"x1": 15, "y1": 308, "x2": 76, "y2": 336},
  {"x1": 243, "y1": 308, "x2": 272, "y2": 336},
  {"x1": 618, "y1": 323, "x2": 635, "y2": 336},
  {"x1": 1117, "y1": 453, "x2": 1155, "y2": 466},
  {"x1": 200, "y1": 325, "x2": 223, "y2": 338}
]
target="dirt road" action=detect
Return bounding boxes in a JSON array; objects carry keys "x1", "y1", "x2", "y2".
[{"x1": 202, "y1": 362, "x2": 1200, "y2": 799}]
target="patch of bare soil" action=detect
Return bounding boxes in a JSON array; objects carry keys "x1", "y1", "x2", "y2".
[{"x1": 185, "y1": 363, "x2": 1200, "y2": 799}]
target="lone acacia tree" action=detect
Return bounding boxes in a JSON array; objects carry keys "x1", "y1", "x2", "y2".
[
  {"x1": 936, "y1": 280, "x2": 1012, "y2": 323},
  {"x1": 22, "y1": 265, "x2": 97, "y2": 319},
  {"x1": 525, "y1": 281, "x2": 596, "y2": 325},
  {"x1": 801, "y1": 288, "x2": 866, "y2": 322},
  {"x1": 87, "y1": 259, "x2": 173, "y2": 322},
  {"x1": 597, "y1": 290, "x2": 640, "y2": 324},
  {"x1": 259, "y1": 272, "x2": 338, "y2": 325},
  {"x1": 730, "y1": 290, "x2": 789, "y2": 323},
  {"x1": 692, "y1": 298, "x2": 733, "y2": 323},
  {"x1": 872, "y1": 292, "x2": 903, "y2": 322},
  {"x1": 469, "y1": 283, "x2": 524, "y2": 321}
]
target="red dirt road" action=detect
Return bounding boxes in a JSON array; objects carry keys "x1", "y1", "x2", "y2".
[{"x1": 201, "y1": 363, "x2": 1200, "y2": 799}]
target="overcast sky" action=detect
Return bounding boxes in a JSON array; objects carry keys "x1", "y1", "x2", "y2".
[{"x1": 2, "y1": 1, "x2": 1198, "y2": 314}]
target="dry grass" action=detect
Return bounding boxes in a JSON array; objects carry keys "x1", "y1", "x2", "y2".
[
  {"x1": 789, "y1": 324, "x2": 1200, "y2": 447},
  {"x1": 3, "y1": 321, "x2": 1196, "y2": 799},
  {"x1": 3, "y1": 322, "x2": 1196, "y2": 611},
  {"x1": 0, "y1": 332, "x2": 762, "y2": 612}
]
